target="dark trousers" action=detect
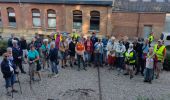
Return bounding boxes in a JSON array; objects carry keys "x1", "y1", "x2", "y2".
[
  {"x1": 136, "y1": 57, "x2": 145, "y2": 74},
  {"x1": 144, "y1": 68, "x2": 154, "y2": 81},
  {"x1": 15, "y1": 61, "x2": 25, "y2": 73},
  {"x1": 117, "y1": 57, "x2": 124, "y2": 69},
  {"x1": 77, "y1": 54, "x2": 85, "y2": 69},
  {"x1": 94, "y1": 53, "x2": 103, "y2": 66}
]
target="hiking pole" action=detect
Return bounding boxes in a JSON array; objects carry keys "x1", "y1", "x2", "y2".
[
  {"x1": 11, "y1": 86, "x2": 13, "y2": 98},
  {"x1": 17, "y1": 74, "x2": 22, "y2": 94}
]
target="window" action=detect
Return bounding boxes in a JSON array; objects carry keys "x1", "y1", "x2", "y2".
[
  {"x1": 0, "y1": 11, "x2": 2, "y2": 26},
  {"x1": 90, "y1": 11, "x2": 100, "y2": 31},
  {"x1": 164, "y1": 14, "x2": 170, "y2": 32},
  {"x1": 73, "y1": 10, "x2": 82, "y2": 30},
  {"x1": 47, "y1": 9, "x2": 56, "y2": 28},
  {"x1": 7, "y1": 7, "x2": 16, "y2": 27},
  {"x1": 156, "y1": 0, "x2": 164, "y2": 2},
  {"x1": 167, "y1": 36, "x2": 170, "y2": 40},
  {"x1": 32, "y1": 9, "x2": 41, "y2": 27},
  {"x1": 129, "y1": 0, "x2": 138, "y2": 1},
  {"x1": 143, "y1": 0, "x2": 151, "y2": 2}
]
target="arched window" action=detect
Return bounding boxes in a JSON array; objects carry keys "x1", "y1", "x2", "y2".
[
  {"x1": 32, "y1": 9, "x2": 41, "y2": 27},
  {"x1": 7, "y1": 7, "x2": 16, "y2": 27},
  {"x1": 90, "y1": 11, "x2": 100, "y2": 31},
  {"x1": 73, "y1": 10, "x2": 82, "y2": 30},
  {"x1": 47, "y1": 9, "x2": 56, "y2": 28}
]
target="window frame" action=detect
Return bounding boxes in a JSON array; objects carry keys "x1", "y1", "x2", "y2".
[
  {"x1": 7, "y1": 7, "x2": 16, "y2": 27},
  {"x1": 47, "y1": 9, "x2": 56, "y2": 28},
  {"x1": 73, "y1": 10, "x2": 82, "y2": 30},
  {"x1": 32, "y1": 9, "x2": 41, "y2": 27},
  {"x1": 90, "y1": 11, "x2": 100, "y2": 31}
]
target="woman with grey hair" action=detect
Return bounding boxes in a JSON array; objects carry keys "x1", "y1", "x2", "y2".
[
  {"x1": 12, "y1": 40, "x2": 26, "y2": 74},
  {"x1": 49, "y1": 42, "x2": 59, "y2": 77}
]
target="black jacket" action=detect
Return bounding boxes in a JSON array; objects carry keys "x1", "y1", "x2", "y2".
[
  {"x1": 12, "y1": 47, "x2": 23, "y2": 63},
  {"x1": 49, "y1": 48, "x2": 58, "y2": 62},
  {"x1": 20, "y1": 40, "x2": 27, "y2": 50},
  {"x1": 1, "y1": 59, "x2": 15, "y2": 78}
]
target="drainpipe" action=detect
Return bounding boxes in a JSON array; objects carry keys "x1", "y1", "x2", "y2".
[{"x1": 136, "y1": 13, "x2": 140, "y2": 37}]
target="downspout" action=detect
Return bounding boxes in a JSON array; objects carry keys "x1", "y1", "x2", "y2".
[{"x1": 136, "y1": 13, "x2": 140, "y2": 37}]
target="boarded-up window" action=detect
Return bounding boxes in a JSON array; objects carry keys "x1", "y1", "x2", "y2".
[{"x1": 7, "y1": 7, "x2": 16, "y2": 27}]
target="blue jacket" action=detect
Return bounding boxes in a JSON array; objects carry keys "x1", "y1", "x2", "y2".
[{"x1": 1, "y1": 59, "x2": 16, "y2": 79}]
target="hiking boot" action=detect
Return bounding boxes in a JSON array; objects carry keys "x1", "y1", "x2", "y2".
[
  {"x1": 143, "y1": 80, "x2": 148, "y2": 82},
  {"x1": 11, "y1": 89, "x2": 18, "y2": 93},
  {"x1": 6, "y1": 92, "x2": 11, "y2": 96},
  {"x1": 61, "y1": 66, "x2": 65, "y2": 69},
  {"x1": 124, "y1": 73, "x2": 129, "y2": 75},
  {"x1": 21, "y1": 71, "x2": 26, "y2": 74},
  {"x1": 130, "y1": 75, "x2": 133, "y2": 79}
]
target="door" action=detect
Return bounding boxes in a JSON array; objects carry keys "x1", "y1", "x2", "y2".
[{"x1": 143, "y1": 25, "x2": 152, "y2": 39}]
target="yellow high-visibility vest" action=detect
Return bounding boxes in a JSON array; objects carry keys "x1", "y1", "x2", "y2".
[
  {"x1": 154, "y1": 44, "x2": 165, "y2": 61},
  {"x1": 148, "y1": 35, "x2": 154, "y2": 43},
  {"x1": 125, "y1": 51, "x2": 136, "y2": 64}
]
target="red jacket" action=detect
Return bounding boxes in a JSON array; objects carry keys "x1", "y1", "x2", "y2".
[{"x1": 84, "y1": 40, "x2": 93, "y2": 53}]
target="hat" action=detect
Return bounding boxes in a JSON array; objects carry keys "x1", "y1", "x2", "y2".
[
  {"x1": 111, "y1": 36, "x2": 116, "y2": 40},
  {"x1": 43, "y1": 39, "x2": 49, "y2": 42},
  {"x1": 158, "y1": 39, "x2": 162, "y2": 42},
  {"x1": 12, "y1": 39, "x2": 18, "y2": 44},
  {"x1": 129, "y1": 43, "x2": 133, "y2": 47}
]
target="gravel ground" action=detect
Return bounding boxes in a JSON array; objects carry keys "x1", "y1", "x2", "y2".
[{"x1": 0, "y1": 57, "x2": 170, "y2": 100}]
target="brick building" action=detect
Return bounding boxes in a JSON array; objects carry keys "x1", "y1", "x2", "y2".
[
  {"x1": 0, "y1": 0, "x2": 113, "y2": 39},
  {"x1": 113, "y1": 0, "x2": 170, "y2": 40},
  {"x1": 0, "y1": 0, "x2": 170, "y2": 40}
]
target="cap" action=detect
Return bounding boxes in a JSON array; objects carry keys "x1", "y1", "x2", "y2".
[{"x1": 111, "y1": 36, "x2": 116, "y2": 40}]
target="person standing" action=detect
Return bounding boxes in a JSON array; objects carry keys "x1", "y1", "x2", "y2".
[
  {"x1": 84, "y1": 36, "x2": 93, "y2": 67},
  {"x1": 135, "y1": 38, "x2": 144, "y2": 75},
  {"x1": 34, "y1": 33, "x2": 43, "y2": 54},
  {"x1": 154, "y1": 40, "x2": 166, "y2": 79},
  {"x1": 94, "y1": 39, "x2": 104, "y2": 67},
  {"x1": 148, "y1": 32, "x2": 154, "y2": 47},
  {"x1": 12, "y1": 40, "x2": 26, "y2": 74},
  {"x1": 41, "y1": 39, "x2": 50, "y2": 70},
  {"x1": 102, "y1": 36, "x2": 109, "y2": 65},
  {"x1": 68, "y1": 38, "x2": 76, "y2": 67},
  {"x1": 115, "y1": 41, "x2": 126, "y2": 74},
  {"x1": 59, "y1": 36, "x2": 69, "y2": 68},
  {"x1": 8, "y1": 34, "x2": 20, "y2": 47},
  {"x1": 49, "y1": 43, "x2": 59, "y2": 77},
  {"x1": 1, "y1": 53, "x2": 18, "y2": 96},
  {"x1": 107, "y1": 37, "x2": 116, "y2": 70},
  {"x1": 75, "y1": 38, "x2": 86, "y2": 71},
  {"x1": 28, "y1": 45, "x2": 41, "y2": 81},
  {"x1": 144, "y1": 47, "x2": 157, "y2": 84},
  {"x1": 140, "y1": 39, "x2": 150, "y2": 76},
  {"x1": 124, "y1": 44, "x2": 136, "y2": 79},
  {"x1": 91, "y1": 32, "x2": 98, "y2": 62},
  {"x1": 20, "y1": 36, "x2": 28, "y2": 63}
]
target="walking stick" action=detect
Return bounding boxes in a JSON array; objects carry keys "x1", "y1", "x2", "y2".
[
  {"x1": 11, "y1": 86, "x2": 13, "y2": 98},
  {"x1": 17, "y1": 74, "x2": 22, "y2": 94}
]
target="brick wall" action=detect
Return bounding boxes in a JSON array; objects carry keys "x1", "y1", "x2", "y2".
[
  {"x1": 112, "y1": 12, "x2": 166, "y2": 40},
  {"x1": 0, "y1": 3, "x2": 112, "y2": 40}
]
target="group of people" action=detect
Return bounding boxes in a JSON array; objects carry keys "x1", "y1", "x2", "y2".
[{"x1": 0, "y1": 31, "x2": 166, "y2": 96}]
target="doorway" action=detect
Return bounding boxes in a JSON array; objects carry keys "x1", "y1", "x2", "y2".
[{"x1": 143, "y1": 25, "x2": 152, "y2": 39}]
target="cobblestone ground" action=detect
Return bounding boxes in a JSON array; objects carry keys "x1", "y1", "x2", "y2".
[{"x1": 0, "y1": 58, "x2": 170, "y2": 100}]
